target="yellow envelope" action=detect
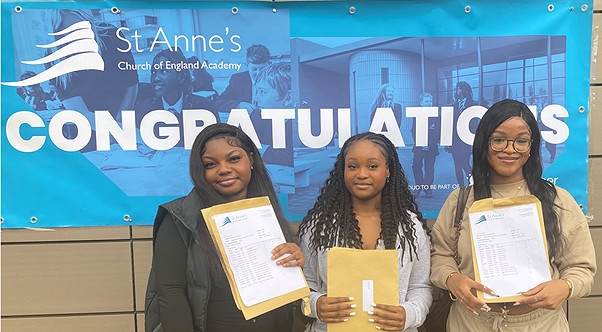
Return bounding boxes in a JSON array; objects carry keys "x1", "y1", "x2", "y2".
[
  {"x1": 201, "y1": 196, "x2": 310, "y2": 319},
  {"x1": 327, "y1": 247, "x2": 399, "y2": 332}
]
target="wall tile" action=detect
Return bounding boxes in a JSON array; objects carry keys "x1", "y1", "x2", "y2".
[
  {"x1": 589, "y1": 158, "x2": 601, "y2": 226},
  {"x1": 0, "y1": 226, "x2": 130, "y2": 243},
  {"x1": 589, "y1": 228, "x2": 602, "y2": 295},
  {"x1": 1, "y1": 242, "x2": 133, "y2": 315},
  {"x1": 568, "y1": 297, "x2": 602, "y2": 331},
  {"x1": 133, "y1": 240, "x2": 153, "y2": 311},
  {"x1": 1, "y1": 314, "x2": 135, "y2": 332},
  {"x1": 132, "y1": 226, "x2": 153, "y2": 240}
]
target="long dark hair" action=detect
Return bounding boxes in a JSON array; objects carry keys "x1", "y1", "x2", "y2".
[
  {"x1": 472, "y1": 99, "x2": 561, "y2": 259},
  {"x1": 455, "y1": 81, "x2": 474, "y2": 101},
  {"x1": 369, "y1": 83, "x2": 394, "y2": 114},
  {"x1": 189, "y1": 123, "x2": 293, "y2": 282},
  {"x1": 299, "y1": 132, "x2": 430, "y2": 262}
]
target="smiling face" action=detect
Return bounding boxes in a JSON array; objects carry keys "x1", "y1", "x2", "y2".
[
  {"x1": 202, "y1": 137, "x2": 253, "y2": 202},
  {"x1": 487, "y1": 116, "x2": 532, "y2": 184},
  {"x1": 343, "y1": 140, "x2": 390, "y2": 205}
]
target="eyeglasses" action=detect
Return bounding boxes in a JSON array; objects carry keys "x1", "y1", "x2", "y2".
[{"x1": 488, "y1": 137, "x2": 533, "y2": 153}]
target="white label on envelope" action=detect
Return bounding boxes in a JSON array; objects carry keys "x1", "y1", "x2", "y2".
[{"x1": 362, "y1": 280, "x2": 374, "y2": 311}]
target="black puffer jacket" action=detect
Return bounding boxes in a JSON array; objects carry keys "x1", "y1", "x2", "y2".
[{"x1": 144, "y1": 190, "x2": 211, "y2": 332}]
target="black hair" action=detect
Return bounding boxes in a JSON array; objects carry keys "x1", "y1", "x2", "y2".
[
  {"x1": 299, "y1": 132, "x2": 430, "y2": 262},
  {"x1": 189, "y1": 123, "x2": 293, "y2": 282},
  {"x1": 186, "y1": 56, "x2": 215, "y2": 92},
  {"x1": 153, "y1": 48, "x2": 192, "y2": 95},
  {"x1": 456, "y1": 81, "x2": 474, "y2": 101},
  {"x1": 246, "y1": 44, "x2": 271, "y2": 64},
  {"x1": 20, "y1": 70, "x2": 37, "y2": 81},
  {"x1": 472, "y1": 99, "x2": 561, "y2": 259}
]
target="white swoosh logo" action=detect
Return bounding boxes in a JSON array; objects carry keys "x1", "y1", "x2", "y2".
[{"x1": 2, "y1": 20, "x2": 105, "y2": 87}]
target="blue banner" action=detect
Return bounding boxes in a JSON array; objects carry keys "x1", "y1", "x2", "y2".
[{"x1": 1, "y1": 1, "x2": 592, "y2": 228}]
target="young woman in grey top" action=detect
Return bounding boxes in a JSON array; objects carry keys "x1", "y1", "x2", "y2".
[{"x1": 299, "y1": 132, "x2": 432, "y2": 331}]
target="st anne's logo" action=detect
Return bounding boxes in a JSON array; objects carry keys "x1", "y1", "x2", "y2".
[
  {"x1": 221, "y1": 217, "x2": 233, "y2": 227},
  {"x1": 475, "y1": 215, "x2": 488, "y2": 225},
  {"x1": 1, "y1": 20, "x2": 104, "y2": 87}
]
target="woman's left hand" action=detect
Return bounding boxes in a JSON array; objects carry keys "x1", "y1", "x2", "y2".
[
  {"x1": 368, "y1": 303, "x2": 406, "y2": 331},
  {"x1": 515, "y1": 279, "x2": 571, "y2": 310},
  {"x1": 271, "y1": 242, "x2": 305, "y2": 267}
]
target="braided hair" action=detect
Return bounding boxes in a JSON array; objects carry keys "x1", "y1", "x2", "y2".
[{"x1": 299, "y1": 132, "x2": 430, "y2": 262}]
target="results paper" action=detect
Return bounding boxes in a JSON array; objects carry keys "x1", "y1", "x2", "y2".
[
  {"x1": 211, "y1": 204, "x2": 307, "y2": 307},
  {"x1": 468, "y1": 200, "x2": 550, "y2": 301}
]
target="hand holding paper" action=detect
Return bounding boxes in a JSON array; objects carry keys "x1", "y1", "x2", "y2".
[
  {"x1": 468, "y1": 195, "x2": 551, "y2": 303},
  {"x1": 327, "y1": 247, "x2": 399, "y2": 331},
  {"x1": 316, "y1": 296, "x2": 357, "y2": 323},
  {"x1": 513, "y1": 279, "x2": 572, "y2": 310},
  {"x1": 445, "y1": 271, "x2": 498, "y2": 315},
  {"x1": 271, "y1": 242, "x2": 305, "y2": 267},
  {"x1": 368, "y1": 303, "x2": 407, "y2": 331},
  {"x1": 201, "y1": 196, "x2": 310, "y2": 319}
]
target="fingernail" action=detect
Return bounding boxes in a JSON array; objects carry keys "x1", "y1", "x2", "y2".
[
  {"x1": 480, "y1": 304, "x2": 491, "y2": 312},
  {"x1": 491, "y1": 290, "x2": 499, "y2": 297},
  {"x1": 472, "y1": 310, "x2": 479, "y2": 316},
  {"x1": 350, "y1": 304, "x2": 357, "y2": 309},
  {"x1": 513, "y1": 302, "x2": 521, "y2": 306},
  {"x1": 368, "y1": 311, "x2": 374, "y2": 315},
  {"x1": 376, "y1": 326, "x2": 382, "y2": 330},
  {"x1": 349, "y1": 297, "x2": 355, "y2": 301},
  {"x1": 368, "y1": 318, "x2": 375, "y2": 323},
  {"x1": 349, "y1": 312, "x2": 356, "y2": 316},
  {"x1": 371, "y1": 303, "x2": 377, "y2": 307},
  {"x1": 343, "y1": 318, "x2": 348, "y2": 322}
]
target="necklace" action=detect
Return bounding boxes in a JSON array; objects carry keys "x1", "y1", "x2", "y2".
[{"x1": 491, "y1": 180, "x2": 525, "y2": 198}]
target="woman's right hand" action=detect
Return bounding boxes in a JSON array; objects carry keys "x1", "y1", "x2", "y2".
[
  {"x1": 446, "y1": 272, "x2": 497, "y2": 314},
  {"x1": 316, "y1": 295, "x2": 356, "y2": 323}
]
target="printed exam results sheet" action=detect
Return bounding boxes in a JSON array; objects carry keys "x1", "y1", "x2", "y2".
[
  {"x1": 210, "y1": 203, "x2": 307, "y2": 307},
  {"x1": 468, "y1": 196, "x2": 551, "y2": 302}
]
